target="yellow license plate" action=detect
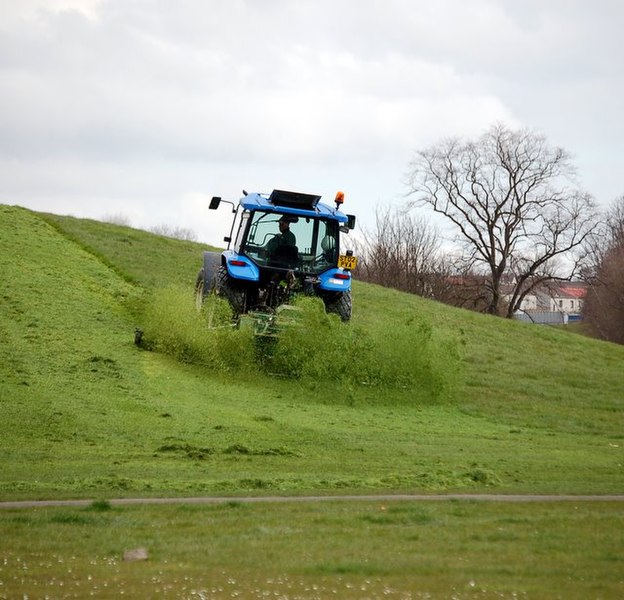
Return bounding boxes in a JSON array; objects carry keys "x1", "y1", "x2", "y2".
[{"x1": 337, "y1": 254, "x2": 358, "y2": 270}]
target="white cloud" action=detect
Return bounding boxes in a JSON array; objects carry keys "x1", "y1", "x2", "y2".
[
  {"x1": 0, "y1": 0, "x2": 622, "y2": 245},
  {"x1": 0, "y1": 0, "x2": 103, "y2": 24}
]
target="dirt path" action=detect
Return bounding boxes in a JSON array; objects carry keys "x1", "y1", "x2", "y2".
[{"x1": 2, "y1": 493, "x2": 624, "y2": 509}]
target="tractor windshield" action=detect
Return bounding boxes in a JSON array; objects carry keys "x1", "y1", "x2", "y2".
[{"x1": 242, "y1": 211, "x2": 339, "y2": 273}]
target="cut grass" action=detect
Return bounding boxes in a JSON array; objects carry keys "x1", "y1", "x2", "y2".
[
  {"x1": 140, "y1": 285, "x2": 462, "y2": 397},
  {"x1": 0, "y1": 500, "x2": 622, "y2": 599}
]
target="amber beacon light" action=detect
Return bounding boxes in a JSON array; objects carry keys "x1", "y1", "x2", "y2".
[{"x1": 334, "y1": 190, "x2": 345, "y2": 209}]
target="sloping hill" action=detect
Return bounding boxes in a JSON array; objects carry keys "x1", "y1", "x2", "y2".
[
  {"x1": 39, "y1": 211, "x2": 214, "y2": 289},
  {"x1": 1, "y1": 204, "x2": 623, "y2": 500},
  {"x1": 41, "y1": 206, "x2": 623, "y2": 434}
]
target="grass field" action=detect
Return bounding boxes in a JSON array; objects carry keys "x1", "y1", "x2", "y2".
[
  {"x1": 1, "y1": 500, "x2": 623, "y2": 599},
  {"x1": 1, "y1": 203, "x2": 623, "y2": 597}
]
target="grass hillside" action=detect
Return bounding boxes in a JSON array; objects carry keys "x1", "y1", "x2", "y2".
[
  {"x1": 1, "y1": 204, "x2": 623, "y2": 499},
  {"x1": 2, "y1": 204, "x2": 624, "y2": 598}
]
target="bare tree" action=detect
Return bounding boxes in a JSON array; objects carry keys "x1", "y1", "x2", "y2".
[
  {"x1": 149, "y1": 224, "x2": 198, "y2": 242},
  {"x1": 606, "y1": 195, "x2": 624, "y2": 246},
  {"x1": 354, "y1": 206, "x2": 447, "y2": 297},
  {"x1": 101, "y1": 212, "x2": 131, "y2": 226},
  {"x1": 583, "y1": 196, "x2": 624, "y2": 343},
  {"x1": 437, "y1": 272, "x2": 493, "y2": 312},
  {"x1": 406, "y1": 123, "x2": 599, "y2": 317}
]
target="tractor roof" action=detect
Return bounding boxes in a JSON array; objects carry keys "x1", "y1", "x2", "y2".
[{"x1": 239, "y1": 190, "x2": 348, "y2": 223}]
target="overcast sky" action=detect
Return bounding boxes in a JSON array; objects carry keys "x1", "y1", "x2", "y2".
[{"x1": 1, "y1": 0, "x2": 622, "y2": 245}]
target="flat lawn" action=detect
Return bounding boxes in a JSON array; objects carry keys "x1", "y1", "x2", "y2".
[{"x1": 1, "y1": 500, "x2": 622, "y2": 599}]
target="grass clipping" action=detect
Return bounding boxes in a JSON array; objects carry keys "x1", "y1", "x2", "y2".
[{"x1": 139, "y1": 287, "x2": 461, "y2": 400}]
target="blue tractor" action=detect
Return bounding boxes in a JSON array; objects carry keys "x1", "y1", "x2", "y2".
[{"x1": 196, "y1": 189, "x2": 357, "y2": 323}]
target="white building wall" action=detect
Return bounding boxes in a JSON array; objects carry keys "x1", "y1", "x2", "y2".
[{"x1": 549, "y1": 297, "x2": 583, "y2": 314}]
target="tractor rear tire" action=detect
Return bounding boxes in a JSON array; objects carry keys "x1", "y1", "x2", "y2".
[
  {"x1": 323, "y1": 290, "x2": 352, "y2": 322},
  {"x1": 195, "y1": 267, "x2": 213, "y2": 310},
  {"x1": 216, "y1": 265, "x2": 247, "y2": 316},
  {"x1": 195, "y1": 252, "x2": 222, "y2": 309}
]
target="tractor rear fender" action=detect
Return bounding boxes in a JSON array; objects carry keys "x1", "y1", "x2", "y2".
[
  {"x1": 222, "y1": 249, "x2": 260, "y2": 282},
  {"x1": 317, "y1": 268, "x2": 352, "y2": 293}
]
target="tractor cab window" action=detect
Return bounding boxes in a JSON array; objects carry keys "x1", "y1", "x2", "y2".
[{"x1": 242, "y1": 211, "x2": 339, "y2": 273}]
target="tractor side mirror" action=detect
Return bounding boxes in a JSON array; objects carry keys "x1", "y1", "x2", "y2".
[
  {"x1": 209, "y1": 196, "x2": 222, "y2": 210},
  {"x1": 347, "y1": 214, "x2": 356, "y2": 230}
]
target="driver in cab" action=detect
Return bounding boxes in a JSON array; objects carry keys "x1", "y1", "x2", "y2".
[{"x1": 266, "y1": 215, "x2": 296, "y2": 258}]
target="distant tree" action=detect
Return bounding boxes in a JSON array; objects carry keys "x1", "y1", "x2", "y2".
[
  {"x1": 437, "y1": 271, "x2": 493, "y2": 312},
  {"x1": 150, "y1": 224, "x2": 198, "y2": 242},
  {"x1": 354, "y1": 206, "x2": 448, "y2": 298},
  {"x1": 583, "y1": 196, "x2": 624, "y2": 343},
  {"x1": 101, "y1": 212, "x2": 131, "y2": 226},
  {"x1": 406, "y1": 123, "x2": 599, "y2": 317}
]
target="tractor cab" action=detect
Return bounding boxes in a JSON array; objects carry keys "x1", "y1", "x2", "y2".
[
  {"x1": 238, "y1": 210, "x2": 339, "y2": 273},
  {"x1": 197, "y1": 189, "x2": 357, "y2": 322}
]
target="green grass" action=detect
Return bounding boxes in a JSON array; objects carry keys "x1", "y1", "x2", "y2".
[
  {"x1": 1, "y1": 203, "x2": 624, "y2": 595},
  {"x1": 0, "y1": 500, "x2": 622, "y2": 598},
  {"x1": 1, "y1": 203, "x2": 623, "y2": 498},
  {"x1": 39, "y1": 211, "x2": 215, "y2": 290}
]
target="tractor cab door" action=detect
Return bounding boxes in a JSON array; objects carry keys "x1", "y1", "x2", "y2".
[{"x1": 232, "y1": 210, "x2": 251, "y2": 253}]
